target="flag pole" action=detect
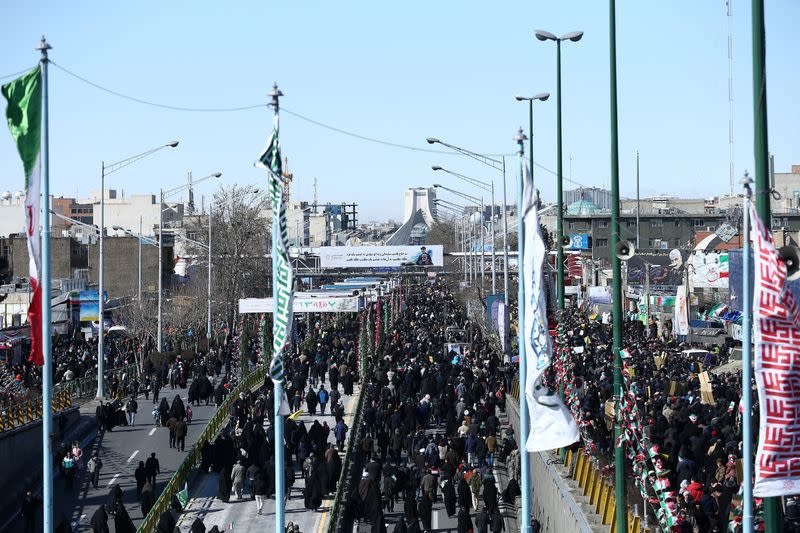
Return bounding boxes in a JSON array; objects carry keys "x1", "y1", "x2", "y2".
[
  {"x1": 37, "y1": 35, "x2": 53, "y2": 533},
  {"x1": 741, "y1": 174, "x2": 754, "y2": 532},
  {"x1": 515, "y1": 128, "x2": 531, "y2": 533},
  {"x1": 267, "y1": 83, "x2": 287, "y2": 532},
  {"x1": 751, "y1": 0, "x2": 781, "y2": 528}
]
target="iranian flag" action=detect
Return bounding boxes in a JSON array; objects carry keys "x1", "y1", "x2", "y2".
[{"x1": 2, "y1": 66, "x2": 43, "y2": 365}]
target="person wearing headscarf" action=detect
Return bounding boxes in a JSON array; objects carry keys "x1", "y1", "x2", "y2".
[
  {"x1": 113, "y1": 501, "x2": 135, "y2": 533},
  {"x1": 89, "y1": 505, "x2": 109, "y2": 533}
]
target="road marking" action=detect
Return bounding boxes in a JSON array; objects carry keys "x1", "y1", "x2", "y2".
[
  {"x1": 73, "y1": 513, "x2": 85, "y2": 528},
  {"x1": 316, "y1": 509, "x2": 329, "y2": 533},
  {"x1": 433, "y1": 510, "x2": 439, "y2": 530},
  {"x1": 149, "y1": 427, "x2": 157, "y2": 436},
  {"x1": 127, "y1": 450, "x2": 139, "y2": 463},
  {"x1": 107, "y1": 473, "x2": 120, "y2": 486}
]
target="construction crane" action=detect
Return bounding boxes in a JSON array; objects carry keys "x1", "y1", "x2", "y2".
[{"x1": 282, "y1": 156, "x2": 293, "y2": 204}]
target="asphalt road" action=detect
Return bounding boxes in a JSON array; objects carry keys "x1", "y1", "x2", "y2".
[
  {"x1": 49, "y1": 381, "x2": 223, "y2": 532},
  {"x1": 176, "y1": 384, "x2": 361, "y2": 533}
]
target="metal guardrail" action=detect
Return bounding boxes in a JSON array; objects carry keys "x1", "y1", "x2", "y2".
[
  {"x1": 0, "y1": 363, "x2": 139, "y2": 433},
  {"x1": 137, "y1": 365, "x2": 266, "y2": 533}
]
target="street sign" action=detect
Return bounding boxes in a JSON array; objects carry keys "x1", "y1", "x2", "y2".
[{"x1": 567, "y1": 234, "x2": 591, "y2": 250}]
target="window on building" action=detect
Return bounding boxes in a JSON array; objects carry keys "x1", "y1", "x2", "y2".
[
  {"x1": 595, "y1": 238, "x2": 609, "y2": 247},
  {"x1": 626, "y1": 219, "x2": 637, "y2": 227},
  {"x1": 693, "y1": 219, "x2": 704, "y2": 228},
  {"x1": 660, "y1": 241, "x2": 669, "y2": 250},
  {"x1": 650, "y1": 219, "x2": 663, "y2": 227},
  {"x1": 595, "y1": 220, "x2": 609, "y2": 228},
  {"x1": 674, "y1": 219, "x2": 680, "y2": 227},
  {"x1": 674, "y1": 238, "x2": 681, "y2": 247},
  {"x1": 648, "y1": 238, "x2": 660, "y2": 248}
]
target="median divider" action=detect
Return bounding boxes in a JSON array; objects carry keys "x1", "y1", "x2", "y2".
[{"x1": 137, "y1": 365, "x2": 267, "y2": 533}]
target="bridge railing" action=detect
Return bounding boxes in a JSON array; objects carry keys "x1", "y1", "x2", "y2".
[
  {"x1": 137, "y1": 364, "x2": 266, "y2": 533},
  {"x1": 0, "y1": 363, "x2": 139, "y2": 433}
]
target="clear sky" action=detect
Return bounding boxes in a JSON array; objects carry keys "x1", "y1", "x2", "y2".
[{"x1": 0, "y1": 1, "x2": 797, "y2": 222}]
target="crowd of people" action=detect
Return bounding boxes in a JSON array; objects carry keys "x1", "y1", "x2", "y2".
[
  {"x1": 337, "y1": 281, "x2": 516, "y2": 533},
  {"x1": 555, "y1": 308, "x2": 746, "y2": 532}
]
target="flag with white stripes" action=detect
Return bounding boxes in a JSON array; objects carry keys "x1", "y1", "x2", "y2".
[{"x1": 256, "y1": 114, "x2": 292, "y2": 382}]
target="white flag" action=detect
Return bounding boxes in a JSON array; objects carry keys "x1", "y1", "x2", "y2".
[{"x1": 522, "y1": 159, "x2": 579, "y2": 452}]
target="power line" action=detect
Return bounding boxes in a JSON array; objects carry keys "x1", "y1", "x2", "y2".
[
  {"x1": 51, "y1": 61, "x2": 265, "y2": 112},
  {"x1": 0, "y1": 66, "x2": 36, "y2": 82},
  {"x1": 47, "y1": 60, "x2": 589, "y2": 188}
]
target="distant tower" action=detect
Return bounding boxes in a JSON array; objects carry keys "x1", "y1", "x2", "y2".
[
  {"x1": 282, "y1": 156, "x2": 293, "y2": 204},
  {"x1": 187, "y1": 171, "x2": 195, "y2": 215},
  {"x1": 403, "y1": 187, "x2": 437, "y2": 226}
]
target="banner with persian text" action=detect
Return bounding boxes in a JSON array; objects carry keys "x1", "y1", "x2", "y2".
[
  {"x1": 751, "y1": 203, "x2": 800, "y2": 497},
  {"x1": 239, "y1": 297, "x2": 362, "y2": 314},
  {"x1": 317, "y1": 245, "x2": 443, "y2": 268}
]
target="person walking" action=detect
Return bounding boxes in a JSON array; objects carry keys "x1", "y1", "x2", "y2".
[
  {"x1": 87, "y1": 452, "x2": 103, "y2": 489},
  {"x1": 175, "y1": 417, "x2": 188, "y2": 452},
  {"x1": 253, "y1": 469, "x2": 268, "y2": 515},
  {"x1": 126, "y1": 396, "x2": 138, "y2": 426},
  {"x1": 231, "y1": 460, "x2": 246, "y2": 500},
  {"x1": 334, "y1": 419, "x2": 348, "y2": 451},
  {"x1": 21, "y1": 490, "x2": 40, "y2": 533},
  {"x1": 134, "y1": 460, "x2": 147, "y2": 497},
  {"x1": 317, "y1": 384, "x2": 329, "y2": 415},
  {"x1": 167, "y1": 416, "x2": 178, "y2": 448},
  {"x1": 145, "y1": 452, "x2": 160, "y2": 486}
]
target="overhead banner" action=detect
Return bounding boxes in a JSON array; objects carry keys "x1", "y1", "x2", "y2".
[
  {"x1": 318, "y1": 245, "x2": 443, "y2": 268},
  {"x1": 239, "y1": 297, "x2": 362, "y2": 314},
  {"x1": 751, "y1": 203, "x2": 800, "y2": 497},
  {"x1": 626, "y1": 250, "x2": 690, "y2": 288},
  {"x1": 486, "y1": 293, "x2": 505, "y2": 332},
  {"x1": 690, "y1": 252, "x2": 729, "y2": 288}
]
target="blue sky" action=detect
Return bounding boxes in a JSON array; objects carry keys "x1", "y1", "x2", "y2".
[{"x1": 1, "y1": 1, "x2": 797, "y2": 222}]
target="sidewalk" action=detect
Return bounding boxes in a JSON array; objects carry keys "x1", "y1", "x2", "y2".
[{"x1": 176, "y1": 384, "x2": 361, "y2": 533}]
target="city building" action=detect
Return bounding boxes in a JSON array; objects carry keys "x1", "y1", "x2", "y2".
[
  {"x1": 564, "y1": 187, "x2": 612, "y2": 211},
  {"x1": 403, "y1": 187, "x2": 437, "y2": 226},
  {"x1": 88, "y1": 189, "x2": 183, "y2": 236}
]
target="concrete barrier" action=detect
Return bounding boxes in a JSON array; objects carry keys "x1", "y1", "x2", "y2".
[{"x1": 505, "y1": 398, "x2": 599, "y2": 533}]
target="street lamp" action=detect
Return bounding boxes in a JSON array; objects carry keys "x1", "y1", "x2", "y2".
[
  {"x1": 159, "y1": 171, "x2": 221, "y2": 352},
  {"x1": 112, "y1": 221, "x2": 157, "y2": 303},
  {"x1": 433, "y1": 165, "x2": 498, "y2": 293},
  {"x1": 97, "y1": 140, "x2": 178, "y2": 398},
  {"x1": 535, "y1": 28, "x2": 583, "y2": 311},
  {"x1": 434, "y1": 184, "x2": 485, "y2": 285},
  {"x1": 514, "y1": 93, "x2": 550, "y2": 190},
  {"x1": 426, "y1": 138, "x2": 511, "y2": 305}
]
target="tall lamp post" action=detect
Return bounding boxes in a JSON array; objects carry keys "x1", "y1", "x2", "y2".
[
  {"x1": 159, "y1": 171, "x2": 222, "y2": 352},
  {"x1": 433, "y1": 184, "x2": 484, "y2": 286},
  {"x1": 432, "y1": 165, "x2": 497, "y2": 293},
  {"x1": 602, "y1": 4, "x2": 626, "y2": 531},
  {"x1": 514, "y1": 93, "x2": 550, "y2": 191},
  {"x1": 97, "y1": 140, "x2": 178, "y2": 398},
  {"x1": 426, "y1": 138, "x2": 509, "y2": 304},
  {"x1": 535, "y1": 29, "x2": 583, "y2": 310}
]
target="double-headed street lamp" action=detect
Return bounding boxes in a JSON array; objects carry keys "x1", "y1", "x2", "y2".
[
  {"x1": 514, "y1": 93, "x2": 550, "y2": 190},
  {"x1": 432, "y1": 165, "x2": 498, "y2": 293},
  {"x1": 434, "y1": 184, "x2": 485, "y2": 287},
  {"x1": 97, "y1": 141, "x2": 178, "y2": 398},
  {"x1": 434, "y1": 199, "x2": 471, "y2": 283},
  {"x1": 426, "y1": 138, "x2": 510, "y2": 304},
  {"x1": 158, "y1": 171, "x2": 222, "y2": 352},
  {"x1": 535, "y1": 29, "x2": 583, "y2": 311}
]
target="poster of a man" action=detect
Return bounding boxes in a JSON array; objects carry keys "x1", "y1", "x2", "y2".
[{"x1": 405, "y1": 246, "x2": 433, "y2": 266}]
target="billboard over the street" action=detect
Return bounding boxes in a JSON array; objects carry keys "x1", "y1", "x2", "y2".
[
  {"x1": 239, "y1": 296, "x2": 362, "y2": 314},
  {"x1": 318, "y1": 245, "x2": 443, "y2": 268},
  {"x1": 626, "y1": 249, "x2": 690, "y2": 288}
]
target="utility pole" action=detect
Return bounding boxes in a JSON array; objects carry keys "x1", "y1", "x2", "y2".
[{"x1": 636, "y1": 150, "x2": 640, "y2": 250}]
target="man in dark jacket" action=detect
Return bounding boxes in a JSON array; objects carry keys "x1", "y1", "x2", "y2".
[
  {"x1": 175, "y1": 418, "x2": 188, "y2": 452},
  {"x1": 134, "y1": 461, "x2": 147, "y2": 496},
  {"x1": 145, "y1": 452, "x2": 160, "y2": 486},
  {"x1": 90, "y1": 505, "x2": 110, "y2": 533}
]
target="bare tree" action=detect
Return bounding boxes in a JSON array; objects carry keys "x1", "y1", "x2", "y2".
[{"x1": 188, "y1": 184, "x2": 271, "y2": 334}]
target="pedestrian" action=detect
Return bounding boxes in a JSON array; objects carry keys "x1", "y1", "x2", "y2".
[
  {"x1": 87, "y1": 452, "x2": 103, "y2": 489},
  {"x1": 175, "y1": 417, "x2": 188, "y2": 452},
  {"x1": 334, "y1": 419, "x2": 348, "y2": 451},
  {"x1": 145, "y1": 452, "x2": 160, "y2": 486},
  {"x1": 113, "y1": 500, "x2": 136, "y2": 533},
  {"x1": 167, "y1": 416, "x2": 178, "y2": 448},
  {"x1": 134, "y1": 460, "x2": 147, "y2": 497},
  {"x1": 253, "y1": 469, "x2": 268, "y2": 515},
  {"x1": 231, "y1": 460, "x2": 246, "y2": 500},
  {"x1": 317, "y1": 384, "x2": 329, "y2": 415},
  {"x1": 141, "y1": 481, "x2": 155, "y2": 517},
  {"x1": 126, "y1": 396, "x2": 138, "y2": 426},
  {"x1": 21, "y1": 490, "x2": 40, "y2": 533},
  {"x1": 62, "y1": 451, "x2": 77, "y2": 489},
  {"x1": 90, "y1": 504, "x2": 109, "y2": 533},
  {"x1": 186, "y1": 404, "x2": 193, "y2": 424},
  {"x1": 96, "y1": 401, "x2": 106, "y2": 435}
]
